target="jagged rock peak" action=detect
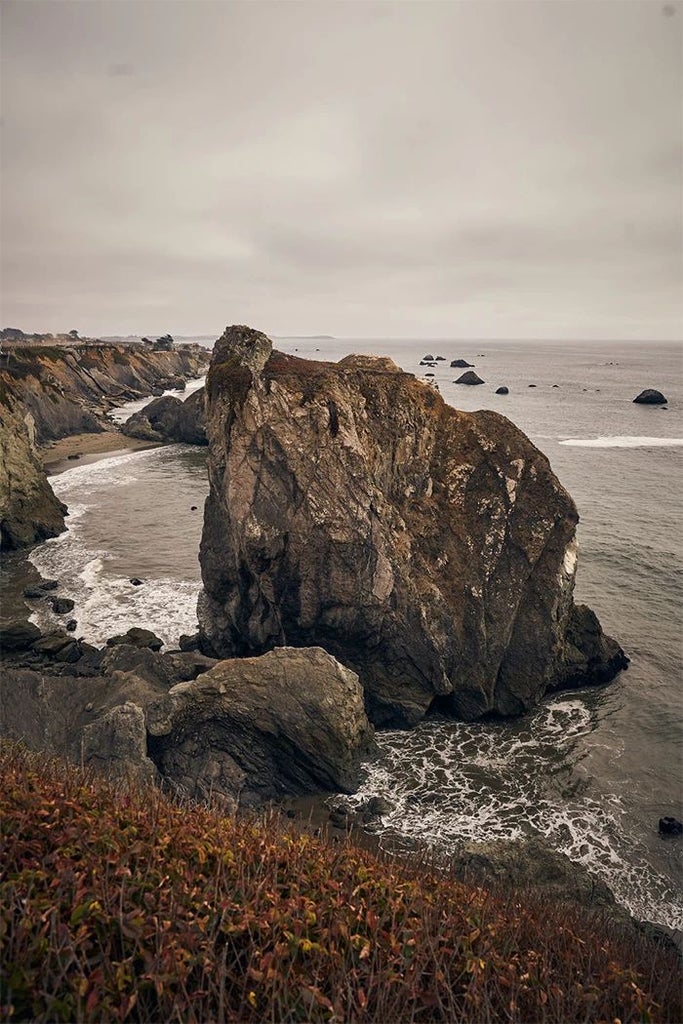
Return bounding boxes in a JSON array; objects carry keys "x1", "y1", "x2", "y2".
[{"x1": 212, "y1": 324, "x2": 273, "y2": 376}]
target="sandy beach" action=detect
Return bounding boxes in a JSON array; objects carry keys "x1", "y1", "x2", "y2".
[{"x1": 41, "y1": 430, "x2": 162, "y2": 475}]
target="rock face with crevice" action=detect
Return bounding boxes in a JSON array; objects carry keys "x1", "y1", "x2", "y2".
[{"x1": 198, "y1": 326, "x2": 627, "y2": 727}]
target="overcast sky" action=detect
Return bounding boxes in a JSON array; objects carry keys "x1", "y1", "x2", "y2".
[{"x1": 2, "y1": 1, "x2": 681, "y2": 340}]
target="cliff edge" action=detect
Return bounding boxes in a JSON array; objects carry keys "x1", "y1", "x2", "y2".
[{"x1": 198, "y1": 326, "x2": 626, "y2": 726}]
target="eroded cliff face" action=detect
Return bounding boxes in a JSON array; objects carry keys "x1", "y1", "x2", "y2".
[
  {"x1": 0, "y1": 398, "x2": 66, "y2": 550},
  {"x1": 199, "y1": 326, "x2": 626, "y2": 727},
  {"x1": 0, "y1": 342, "x2": 209, "y2": 550},
  {"x1": 0, "y1": 343, "x2": 209, "y2": 443}
]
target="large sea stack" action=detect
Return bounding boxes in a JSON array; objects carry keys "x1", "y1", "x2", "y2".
[{"x1": 198, "y1": 326, "x2": 626, "y2": 727}]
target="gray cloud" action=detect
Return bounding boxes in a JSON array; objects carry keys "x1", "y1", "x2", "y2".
[{"x1": 1, "y1": 0, "x2": 681, "y2": 339}]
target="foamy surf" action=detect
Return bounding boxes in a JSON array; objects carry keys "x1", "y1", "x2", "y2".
[
  {"x1": 559, "y1": 436, "x2": 683, "y2": 448},
  {"x1": 28, "y1": 443, "x2": 206, "y2": 647},
  {"x1": 342, "y1": 701, "x2": 683, "y2": 931}
]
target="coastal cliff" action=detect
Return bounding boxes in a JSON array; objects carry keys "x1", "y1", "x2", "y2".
[
  {"x1": 0, "y1": 342, "x2": 209, "y2": 550},
  {"x1": 0, "y1": 397, "x2": 67, "y2": 549},
  {"x1": 0, "y1": 342, "x2": 209, "y2": 443},
  {"x1": 198, "y1": 326, "x2": 626, "y2": 726}
]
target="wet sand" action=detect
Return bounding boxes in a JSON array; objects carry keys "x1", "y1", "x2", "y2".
[{"x1": 41, "y1": 431, "x2": 162, "y2": 475}]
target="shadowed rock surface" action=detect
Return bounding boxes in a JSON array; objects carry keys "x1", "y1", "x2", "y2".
[
  {"x1": 0, "y1": 632, "x2": 374, "y2": 809},
  {"x1": 633, "y1": 389, "x2": 667, "y2": 405},
  {"x1": 146, "y1": 646, "x2": 376, "y2": 807},
  {"x1": 454, "y1": 370, "x2": 485, "y2": 385},
  {"x1": 0, "y1": 398, "x2": 66, "y2": 550},
  {"x1": 122, "y1": 388, "x2": 207, "y2": 444},
  {"x1": 198, "y1": 325, "x2": 626, "y2": 727}
]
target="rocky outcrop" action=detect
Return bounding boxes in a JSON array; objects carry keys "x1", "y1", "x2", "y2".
[
  {"x1": 198, "y1": 325, "x2": 626, "y2": 727},
  {"x1": 0, "y1": 397, "x2": 66, "y2": 550},
  {"x1": 122, "y1": 388, "x2": 207, "y2": 445},
  {"x1": 0, "y1": 343, "x2": 209, "y2": 444},
  {"x1": 454, "y1": 370, "x2": 485, "y2": 385},
  {"x1": 146, "y1": 647, "x2": 375, "y2": 807},
  {"x1": 495, "y1": 386, "x2": 509, "y2": 395},
  {"x1": 451, "y1": 359, "x2": 474, "y2": 368},
  {"x1": 449, "y1": 837, "x2": 632, "y2": 924},
  {"x1": 0, "y1": 634, "x2": 375, "y2": 808},
  {"x1": 633, "y1": 389, "x2": 667, "y2": 405}
]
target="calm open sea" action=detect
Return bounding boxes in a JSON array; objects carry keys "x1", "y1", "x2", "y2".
[{"x1": 3, "y1": 337, "x2": 681, "y2": 929}]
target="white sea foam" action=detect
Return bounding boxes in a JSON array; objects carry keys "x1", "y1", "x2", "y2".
[
  {"x1": 342, "y1": 700, "x2": 683, "y2": 930},
  {"x1": 559, "y1": 436, "x2": 683, "y2": 448}
]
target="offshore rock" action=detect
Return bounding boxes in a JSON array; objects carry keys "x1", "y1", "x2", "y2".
[
  {"x1": 122, "y1": 388, "x2": 207, "y2": 445},
  {"x1": 454, "y1": 370, "x2": 485, "y2": 385},
  {"x1": 198, "y1": 325, "x2": 627, "y2": 726},
  {"x1": 145, "y1": 647, "x2": 376, "y2": 805},
  {"x1": 633, "y1": 389, "x2": 667, "y2": 405}
]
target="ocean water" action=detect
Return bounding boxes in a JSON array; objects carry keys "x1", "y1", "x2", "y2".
[{"x1": 7, "y1": 337, "x2": 683, "y2": 929}]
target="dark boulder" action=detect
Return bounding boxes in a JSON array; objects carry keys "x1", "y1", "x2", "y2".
[
  {"x1": 49, "y1": 596, "x2": 75, "y2": 614},
  {"x1": 122, "y1": 388, "x2": 207, "y2": 445},
  {"x1": 423, "y1": 354, "x2": 435, "y2": 361},
  {"x1": 129, "y1": 577, "x2": 145, "y2": 586},
  {"x1": 106, "y1": 627, "x2": 164, "y2": 652},
  {"x1": 23, "y1": 585, "x2": 48, "y2": 599},
  {"x1": 65, "y1": 619, "x2": 77, "y2": 632},
  {"x1": 179, "y1": 632, "x2": 201, "y2": 652},
  {"x1": 0, "y1": 620, "x2": 42, "y2": 652},
  {"x1": 450, "y1": 359, "x2": 474, "y2": 368},
  {"x1": 495, "y1": 386, "x2": 509, "y2": 395},
  {"x1": 659, "y1": 816, "x2": 683, "y2": 836},
  {"x1": 634, "y1": 389, "x2": 667, "y2": 405},
  {"x1": 145, "y1": 647, "x2": 376, "y2": 807},
  {"x1": 454, "y1": 370, "x2": 485, "y2": 385},
  {"x1": 362, "y1": 795, "x2": 395, "y2": 817}
]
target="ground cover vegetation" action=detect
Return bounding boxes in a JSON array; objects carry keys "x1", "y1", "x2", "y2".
[{"x1": 0, "y1": 742, "x2": 679, "y2": 1023}]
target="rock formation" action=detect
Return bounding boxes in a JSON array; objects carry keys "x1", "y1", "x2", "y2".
[
  {"x1": 0, "y1": 341, "x2": 208, "y2": 550},
  {"x1": 146, "y1": 647, "x2": 375, "y2": 807},
  {"x1": 451, "y1": 359, "x2": 474, "y2": 368},
  {"x1": 0, "y1": 632, "x2": 374, "y2": 809},
  {"x1": 198, "y1": 325, "x2": 627, "y2": 727},
  {"x1": 0, "y1": 396, "x2": 66, "y2": 550},
  {"x1": 633, "y1": 389, "x2": 667, "y2": 405},
  {"x1": 0, "y1": 342, "x2": 209, "y2": 444},
  {"x1": 454, "y1": 370, "x2": 485, "y2": 385},
  {"x1": 495, "y1": 386, "x2": 509, "y2": 395},
  {"x1": 122, "y1": 388, "x2": 207, "y2": 444}
]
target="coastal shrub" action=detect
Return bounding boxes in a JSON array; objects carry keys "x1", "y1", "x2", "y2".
[
  {"x1": 0, "y1": 742, "x2": 679, "y2": 1023},
  {"x1": 207, "y1": 355, "x2": 253, "y2": 404}
]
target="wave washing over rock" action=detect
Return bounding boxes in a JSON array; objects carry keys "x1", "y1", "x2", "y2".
[{"x1": 197, "y1": 326, "x2": 627, "y2": 726}]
